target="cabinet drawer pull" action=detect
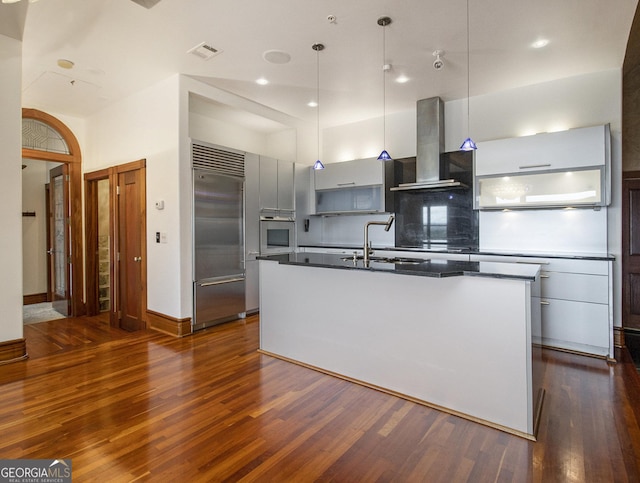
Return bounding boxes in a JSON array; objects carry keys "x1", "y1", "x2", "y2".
[
  {"x1": 519, "y1": 163, "x2": 551, "y2": 170},
  {"x1": 337, "y1": 182, "x2": 356, "y2": 186},
  {"x1": 515, "y1": 261, "x2": 550, "y2": 265},
  {"x1": 540, "y1": 300, "x2": 550, "y2": 306},
  {"x1": 540, "y1": 274, "x2": 550, "y2": 278}
]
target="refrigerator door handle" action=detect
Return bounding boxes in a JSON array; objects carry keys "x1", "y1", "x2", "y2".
[{"x1": 199, "y1": 277, "x2": 245, "y2": 287}]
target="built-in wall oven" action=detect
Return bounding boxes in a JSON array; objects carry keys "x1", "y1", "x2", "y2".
[{"x1": 260, "y1": 216, "x2": 295, "y2": 254}]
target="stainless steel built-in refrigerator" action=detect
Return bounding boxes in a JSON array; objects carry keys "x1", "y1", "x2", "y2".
[{"x1": 192, "y1": 142, "x2": 246, "y2": 330}]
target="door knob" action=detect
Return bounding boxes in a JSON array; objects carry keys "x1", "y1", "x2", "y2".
[
  {"x1": 133, "y1": 256, "x2": 142, "y2": 262},
  {"x1": 47, "y1": 248, "x2": 53, "y2": 255}
]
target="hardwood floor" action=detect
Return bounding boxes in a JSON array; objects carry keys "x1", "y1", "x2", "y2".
[{"x1": 1, "y1": 315, "x2": 639, "y2": 482}]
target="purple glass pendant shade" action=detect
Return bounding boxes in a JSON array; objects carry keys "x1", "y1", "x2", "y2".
[
  {"x1": 377, "y1": 150, "x2": 392, "y2": 161},
  {"x1": 460, "y1": 137, "x2": 477, "y2": 151}
]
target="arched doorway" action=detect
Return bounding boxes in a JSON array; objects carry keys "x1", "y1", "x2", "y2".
[{"x1": 22, "y1": 108, "x2": 84, "y2": 317}]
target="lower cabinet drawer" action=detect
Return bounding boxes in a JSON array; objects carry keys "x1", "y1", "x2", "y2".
[
  {"x1": 541, "y1": 271, "x2": 609, "y2": 304},
  {"x1": 540, "y1": 298, "x2": 609, "y2": 356}
]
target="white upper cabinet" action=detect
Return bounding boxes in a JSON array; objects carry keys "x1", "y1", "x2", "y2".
[
  {"x1": 314, "y1": 158, "x2": 384, "y2": 190},
  {"x1": 476, "y1": 168, "x2": 606, "y2": 209},
  {"x1": 259, "y1": 156, "x2": 295, "y2": 212},
  {"x1": 475, "y1": 124, "x2": 610, "y2": 176},
  {"x1": 474, "y1": 124, "x2": 611, "y2": 209}
]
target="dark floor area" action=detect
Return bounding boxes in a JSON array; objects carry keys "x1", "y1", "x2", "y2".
[{"x1": 625, "y1": 330, "x2": 640, "y2": 371}]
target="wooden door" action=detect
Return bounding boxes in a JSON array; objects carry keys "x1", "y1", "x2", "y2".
[
  {"x1": 623, "y1": 172, "x2": 640, "y2": 330},
  {"x1": 48, "y1": 164, "x2": 70, "y2": 316},
  {"x1": 45, "y1": 183, "x2": 52, "y2": 303},
  {"x1": 117, "y1": 168, "x2": 145, "y2": 331}
]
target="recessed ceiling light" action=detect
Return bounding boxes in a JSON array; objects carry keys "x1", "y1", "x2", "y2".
[
  {"x1": 531, "y1": 39, "x2": 549, "y2": 49},
  {"x1": 395, "y1": 75, "x2": 409, "y2": 84},
  {"x1": 307, "y1": 101, "x2": 318, "y2": 107},
  {"x1": 256, "y1": 78, "x2": 269, "y2": 85}
]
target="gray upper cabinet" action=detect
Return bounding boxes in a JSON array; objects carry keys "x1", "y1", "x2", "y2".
[
  {"x1": 259, "y1": 156, "x2": 294, "y2": 212},
  {"x1": 277, "y1": 160, "x2": 295, "y2": 211},
  {"x1": 313, "y1": 158, "x2": 387, "y2": 215},
  {"x1": 314, "y1": 157, "x2": 383, "y2": 190}
]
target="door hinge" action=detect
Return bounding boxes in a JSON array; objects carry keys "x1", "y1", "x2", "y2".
[
  {"x1": 117, "y1": 252, "x2": 120, "y2": 262},
  {"x1": 65, "y1": 174, "x2": 70, "y2": 182},
  {"x1": 117, "y1": 185, "x2": 120, "y2": 195}
]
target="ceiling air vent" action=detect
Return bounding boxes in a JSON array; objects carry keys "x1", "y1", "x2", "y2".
[
  {"x1": 130, "y1": 0, "x2": 163, "y2": 8},
  {"x1": 187, "y1": 42, "x2": 222, "y2": 61}
]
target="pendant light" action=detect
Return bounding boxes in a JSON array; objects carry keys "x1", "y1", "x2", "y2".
[
  {"x1": 312, "y1": 43, "x2": 325, "y2": 170},
  {"x1": 460, "y1": 0, "x2": 477, "y2": 151},
  {"x1": 377, "y1": 16, "x2": 392, "y2": 161}
]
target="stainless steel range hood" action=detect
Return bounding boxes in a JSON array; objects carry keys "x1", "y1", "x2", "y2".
[{"x1": 390, "y1": 97, "x2": 467, "y2": 191}]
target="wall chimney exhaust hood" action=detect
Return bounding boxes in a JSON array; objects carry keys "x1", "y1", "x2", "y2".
[{"x1": 391, "y1": 97, "x2": 470, "y2": 191}]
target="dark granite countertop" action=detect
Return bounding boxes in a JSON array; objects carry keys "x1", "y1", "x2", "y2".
[
  {"x1": 258, "y1": 252, "x2": 540, "y2": 281},
  {"x1": 298, "y1": 244, "x2": 615, "y2": 261}
]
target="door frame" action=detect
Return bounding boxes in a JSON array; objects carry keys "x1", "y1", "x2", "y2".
[
  {"x1": 48, "y1": 164, "x2": 71, "y2": 316},
  {"x1": 84, "y1": 167, "x2": 113, "y2": 319},
  {"x1": 84, "y1": 160, "x2": 147, "y2": 328},
  {"x1": 22, "y1": 108, "x2": 84, "y2": 317},
  {"x1": 622, "y1": 170, "x2": 640, "y2": 332}
]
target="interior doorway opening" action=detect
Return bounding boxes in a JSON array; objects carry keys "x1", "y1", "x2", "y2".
[
  {"x1": 22, "y1": 159, "x2": 67, "y2": 324},
  {"x1": 21, "y1": 109, "x2": 84, "y2": 323},
  {"x1": 85, "y1": 160, "x2": 147, "y2": 330}
]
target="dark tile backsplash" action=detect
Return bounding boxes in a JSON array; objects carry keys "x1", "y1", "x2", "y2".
[
  {"x1": 394, "y1": 188, "x2": 478, "y2": 249},
  {"x1": 391, "y1": 152, "x2": 478, "y2": 250}
]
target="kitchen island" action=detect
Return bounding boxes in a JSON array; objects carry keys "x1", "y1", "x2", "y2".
[{"x1": 258, "y1": 253, "x2": 543, "y2": 439}]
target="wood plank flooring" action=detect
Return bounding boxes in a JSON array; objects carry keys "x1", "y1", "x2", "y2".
[{"x1": 1, "y1": 314, "x2": 639, "y2": 482}]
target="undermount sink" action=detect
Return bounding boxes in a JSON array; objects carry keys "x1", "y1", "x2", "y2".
[{"x1": 340, "y1": 255, "x2": 424, "y2": 265}]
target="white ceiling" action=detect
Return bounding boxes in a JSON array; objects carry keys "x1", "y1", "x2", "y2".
[{"x1": 14, "y1": 0, "x2": 639, "y2": 131}]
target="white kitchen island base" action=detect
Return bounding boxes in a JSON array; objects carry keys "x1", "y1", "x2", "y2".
[{"x1": 259, "y1": 258, "x2": 543, "y2": 440}]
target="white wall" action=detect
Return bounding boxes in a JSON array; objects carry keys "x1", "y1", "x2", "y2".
[
  {"x1": 266, "y1": 128, "x2": 297, "y2": 163},
  {"x1": 0, "y1": 33, "x2": 25, "y2": 342},
  {"x1": 322, "y1": 70, "x2": 621, "y2": 165},
  {"x1": 444, "y1": 69, "x2": 622, "y2": 149},
  {"x1": 86, "y1": 75, "x2": 183, "y2": 319},
  {"x1": 323, "y1": 110, "x2": 416, "y2": 164},
  {"x1": 21, "y1": 159, "x2": 49, "y2": 295},
  {"x1": 190, "y1": 112, "x2": 266, "y2": 154},
  {"x1": 189, "y1": 98, "x2": 298, "y2": 163}
]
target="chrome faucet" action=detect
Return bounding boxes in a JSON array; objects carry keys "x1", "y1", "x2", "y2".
[{"x1": 363, "y1": 215, "x2": 395, "y2": 265}]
